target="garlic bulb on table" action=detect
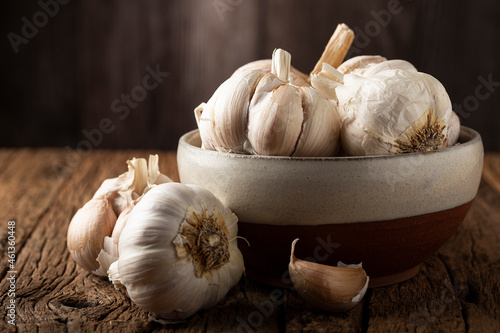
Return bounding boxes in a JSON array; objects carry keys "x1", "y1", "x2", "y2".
[
  {"x1": 196, "y1": 48, "x2": 341, "y2": 157},
  {"x1": 108, "y1": 182, "x2": 244, "y2": 322},
  {"x1": 336, "y1": 69, "x2": 460, "y2": 155},
  {"x1": 67, "y1": 155, "x2": 171, "y2": 274}
]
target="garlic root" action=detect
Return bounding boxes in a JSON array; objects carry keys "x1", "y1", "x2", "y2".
[{"x1": 288, "y1": 238, "x2": 369, "y2": 312}]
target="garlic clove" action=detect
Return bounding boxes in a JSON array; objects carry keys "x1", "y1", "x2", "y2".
[
  {"x1": 293, "y1": 87, "x2": 341, "y2": 157},
  {"x1": 94, "y1": 200, "x2": 137, "y2": 276},
  {"x1": 197, "y1": 69, "x2": 265, "y2": 153},
  {"x1": 67, "y1": 196, "x2": 117, "y2": 272},
  {"x1": 289, "y1": 239, "x2": 369, "y2": 312},
  {"x1": 247, "y1": 73, "x2": 304, "y2": 156}
]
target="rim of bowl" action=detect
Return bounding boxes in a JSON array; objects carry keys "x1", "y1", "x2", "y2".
[{"x1": 178, "y1": 126, "x2": 481, "y2": 161}]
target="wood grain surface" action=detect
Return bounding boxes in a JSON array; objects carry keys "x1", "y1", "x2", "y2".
[
  {"x1": 2, "y1": 0, "x2": 500, "y2": 151},
  {"x1": 0, "y1": 149, "x2": 499, "y2": 332}
]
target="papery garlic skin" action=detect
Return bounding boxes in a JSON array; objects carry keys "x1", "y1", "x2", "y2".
[
  {"x1": 93, "y1": 155, "x2": 171, "y2": 215},
  {"x1": 109, "y1": 183, "x2": 244, "y2": 320},
  {"x1": 288, "y1": 239, "x2": 369, "y2": 312},
  {"x1": 336, "y1": 69, "x2": 460, "y2": 155},
  {"x1": 337, "y1": 55, "x2": 387, "y2": 75}
]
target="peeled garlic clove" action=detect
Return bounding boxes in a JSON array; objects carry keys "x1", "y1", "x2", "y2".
[
  {"x1": 337, "y1": 55, "x2": 387, "y2": 75},
  {"x1": 289, "y1": 239, "x2": 369, "y2": 312},
  {"x1": 67, "y1": 196, "x2": 117, "y2": 272},
  {"x1": 109, "y1": 183, "x2": 244, "y2": 321}
]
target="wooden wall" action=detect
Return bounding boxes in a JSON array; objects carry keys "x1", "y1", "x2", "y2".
[{"x1": 1, "y1": 0, "x2": 500, "y2": 151}]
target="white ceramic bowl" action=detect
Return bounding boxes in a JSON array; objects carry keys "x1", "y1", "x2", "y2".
[{"x1": 177, "y1": 127, "x2": 483, "y2": 287}]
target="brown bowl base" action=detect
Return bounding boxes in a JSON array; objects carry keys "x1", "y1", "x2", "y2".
[{"x1": 237, "y1": 201, "x2": 472, "y2": 289}]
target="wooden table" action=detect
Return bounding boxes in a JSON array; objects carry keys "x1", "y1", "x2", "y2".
[{"x1": 1, "y1": 149, "x2": 499, "y2": 332}]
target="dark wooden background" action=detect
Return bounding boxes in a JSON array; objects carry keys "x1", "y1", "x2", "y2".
[{"x1": 1, "y1": 0, "x2": 500, "y2": 151}]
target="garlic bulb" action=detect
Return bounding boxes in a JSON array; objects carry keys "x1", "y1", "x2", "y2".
[
  {"x1": 67, "y1": 155, "x2": 171, "y2": 274},
  {"x1": 108, "y1": 182, "x2": 244, "y2": 321},
  {"x1": 248, "y1": 49, "x2": 341, "y2": 156},
  {"x1": 289, "y1": 239, "x2": 369, "y2": 312},
  {"x1": 196, "y1": 48, "x2": 341, "y2": 157},
  {"x1": 336, "y1": 69, "x2": 460, "y2": 155}
]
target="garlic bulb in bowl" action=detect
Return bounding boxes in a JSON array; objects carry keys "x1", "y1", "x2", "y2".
[
  {"x1": 336, "y1": 69, "x2": 460, "y2": 155},
  {"x1": 196, "y1": 48, "x2": 341, "y2": 157},
  {"x1": 108, "y1": 182, "x2": 244, "y2": 322}
]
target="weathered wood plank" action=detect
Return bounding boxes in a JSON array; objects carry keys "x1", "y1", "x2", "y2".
[
  {"x1": 437, "y1": 179, "x2": 500, "y2": 333},
  {"x1": 285, "y1": 288, "x2": 365, "y2": 333},
  {"x1": 482, "y1": 153, "x2": 500, "y2": 196},
  {"x1": 0, "y1": 148, "x2": 69, "y2": 279},
  {"x1": 366, "y1": 255, "x2": 466, "y2": 332},
  {"x1": 1, "y1": 150, "x2": 499, "y2": 332},
  {"x1": 0, "y1": 149, "x2": 283, "y2": 332}
]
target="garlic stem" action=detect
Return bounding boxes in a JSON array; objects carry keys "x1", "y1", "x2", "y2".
[{"x1": 310, "y1": 23, "x2": 355, "y2": 76}]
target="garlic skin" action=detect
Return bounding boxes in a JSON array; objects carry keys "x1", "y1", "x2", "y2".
[
  {"x1": 108, "y1": 182, "x2": 244, "y2": 321},
  {"x1": 337, "y1": 55, "x2": 388, "y2": 75},
  {"x1": 311, "y1": 63, "x2": 345, "y2": 100},
  {"x1": 93, "y1": 155, "x2": 171, "y2": 215},
  {"x1": 288, "y1": 239, "x2": 369, "y2": 312},
  {"x1": 196, "y1": 48, "x2": 341, "y2": 157},
  {"x1": 67, "y1": 155, "x2": 171, "y2": 275},
  {"x1": 336, "y1": 69, "x2": 460, "y2": 155}
]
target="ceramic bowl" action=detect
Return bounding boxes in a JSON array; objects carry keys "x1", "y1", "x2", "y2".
[{"x1": 177, "y1": 127, "x2": 483, "y2": 288}]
